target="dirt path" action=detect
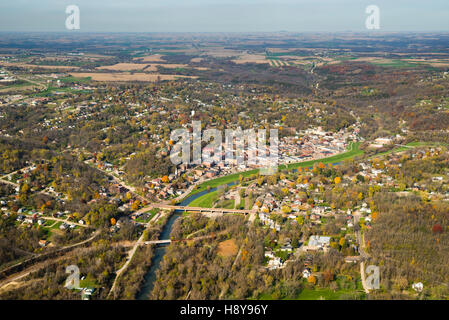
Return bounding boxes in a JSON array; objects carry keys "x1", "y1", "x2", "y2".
[{"x1": 0, "y1": 246, "x2": 94, "y2": 291}]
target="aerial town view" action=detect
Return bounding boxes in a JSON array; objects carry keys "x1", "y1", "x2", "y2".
[{"x1": 0, "y1": 0, "x2": 449, "y2": 314}]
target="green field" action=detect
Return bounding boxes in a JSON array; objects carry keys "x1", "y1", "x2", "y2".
[
  {"x1": 258, "y1": 288, "x2": 365, "y2": 300},
  {"x1": 188, "y1": 190, "x2": 218, "y2": 208},
  {"x1": 370, "y1": 141, "x2": 448, "y2": 159},
  {"x1": 282, "y1": 142, "x2": 363, "y2": 171},
  {"x1": 136, "y1": 208, "x2": 159, "y2": 223},
  {"x1": 216, "y1": 199, "x2": 235, "y2": 209},
  {"x1": 295, "y1": 288, "x2": 365, "y2": 300},
  {"x1": 258, "y1": 276, "x2": 366, "y2": 300},
  {"x1": 59, "y1": 76, "x2": 92, "y2": 84},
  {"x1": 79, "y1": 276, "x2": 100, "y2": 288},
  {"x1": 370, "y1": 59, "x2": 417, "y2": 69}
]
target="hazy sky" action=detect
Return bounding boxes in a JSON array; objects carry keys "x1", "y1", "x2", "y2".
[{"x1": 0, "y1": 0, "x2": 448, "y2": 32}]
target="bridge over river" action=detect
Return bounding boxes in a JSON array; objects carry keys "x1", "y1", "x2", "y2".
[
  {"x1": 146, "y1": 204, "x2": 255, "y2": 215},
  {"x1": 143, "y1": 239, "x2": 172, "y2": 245}
]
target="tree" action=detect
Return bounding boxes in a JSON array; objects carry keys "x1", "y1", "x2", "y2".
[
  {"x1": 131, "y1": 200, "x2": 140, "y2": 211},
  {"x1": 281, "y1": 205, "x2": 291, "y2": 214},
  {"x1": 323, "y1": 270, "x2": 334, "y2": 284},
  {"x1": 432, "y1": 223, "x2": 443, "y2": 234},
  {"x1": 307, "y1": 275, "x2": 317, "y2": 285}
]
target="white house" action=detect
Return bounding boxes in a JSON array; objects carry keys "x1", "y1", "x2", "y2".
[
  {"x1": 412, "y1": 282, "x2": 424, "y2": 292},
  {"x1": 302, "y1": 268, "x2": 311, "y2": 279}
]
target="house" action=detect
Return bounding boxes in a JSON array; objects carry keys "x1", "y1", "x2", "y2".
[
  {"x1": 264, "y1": 250, "x2": 275, "y2": 259},
  {"x1": 412, "y1": 282, "x2": 424, "y2": 292},
  {"x1": 24, "y1": 217, "x2": 35, "y2": 224},
  {"x1": 303, "y1": 235, "x2": 331, "y2": 252},
  {"x1": 302, "y1": 268, "x2": 311, "y2": 279},
  {"x1": 39, "y1": 240, "x2": 49, "y2": 247},
  {"x1": 267, "y1": 257, "x2": 283, "y2": 270},
  {"x1": 81, "y1": 287, "x2": 95, "y2": 300},
  {"x1": 280, "y1": 240, "x2": 293, "y2": 252},
  {"x1": 259, "y1": 212, "x2": 269, "y2": 222}
]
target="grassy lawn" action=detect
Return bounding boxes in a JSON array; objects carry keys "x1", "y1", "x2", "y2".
[
  {"x1": 0, "y1": 80, "x2": 32, "y2": 89},
  {"x1": 239, "y1": 197, "x2": 246, "y2": 209},
  {"x1": 258, "y1": 284, "x2": 365, "y2": 300},
  {"x1": 79, "y1": 276, "x2": 100, "y2": 288},
  {"x1": 294, "y1": 288, "x2": 365, "y2": 300},
  {"x1": 136, "y1": 208, "x2": 159, "y2": 223},
  {"x1": 44, "y1": 220, "x2": 56, "y2": 227},
  {"x1": 216, "y1": 199, "x2": 235, "y2": 209},
  {"x1": 188, "y1": 190, "x2": 218, "y2": 208},
  {"x1": 47, "y1": 221, "x2": 62, "y2": 229},
  {"x1": 59, "y1": 76, "x2": 91, "y2": 84}
]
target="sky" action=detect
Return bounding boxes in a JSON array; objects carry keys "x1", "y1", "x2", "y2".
[{"x1": 0, "y1": 0, "x2": 448, "y2": 33}]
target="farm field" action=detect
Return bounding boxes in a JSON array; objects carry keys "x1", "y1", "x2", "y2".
[{"x1": 69, "y1": 72, "x2": 197, "y2": 82}]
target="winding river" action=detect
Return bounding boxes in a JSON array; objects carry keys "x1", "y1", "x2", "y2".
[{"x1": 136, "y1": 182, "x2": 237, "y2": 300}]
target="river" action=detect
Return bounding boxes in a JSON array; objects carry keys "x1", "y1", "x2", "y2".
[{"x1": 136, "y1": 181, "x2": 237, "y2": 300}]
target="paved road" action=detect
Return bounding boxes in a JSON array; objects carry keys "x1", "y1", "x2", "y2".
[
  {"x1": 354, "y1": 212, "x2": 370, "y2": 294},
  {"x1": 0, "y1": 178, "x2": 18, "y2": 188},
  {"x1": 107, "y1": 210, "x2": 164, "y2": 298},
  {"x1": 0, "y1": 166, "x2": 33, "y2": 180}
]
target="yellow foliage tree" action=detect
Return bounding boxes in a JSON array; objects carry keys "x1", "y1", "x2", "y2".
[
  {"x1": 307, "y1": 275, "x2": 317, "y2": 285},
  {"x1": 131, "y1": 200, "x2": 140, "y2": 211},
  {"x1": 281, "y1": 205, "x2": 292, "y2": 214}
]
